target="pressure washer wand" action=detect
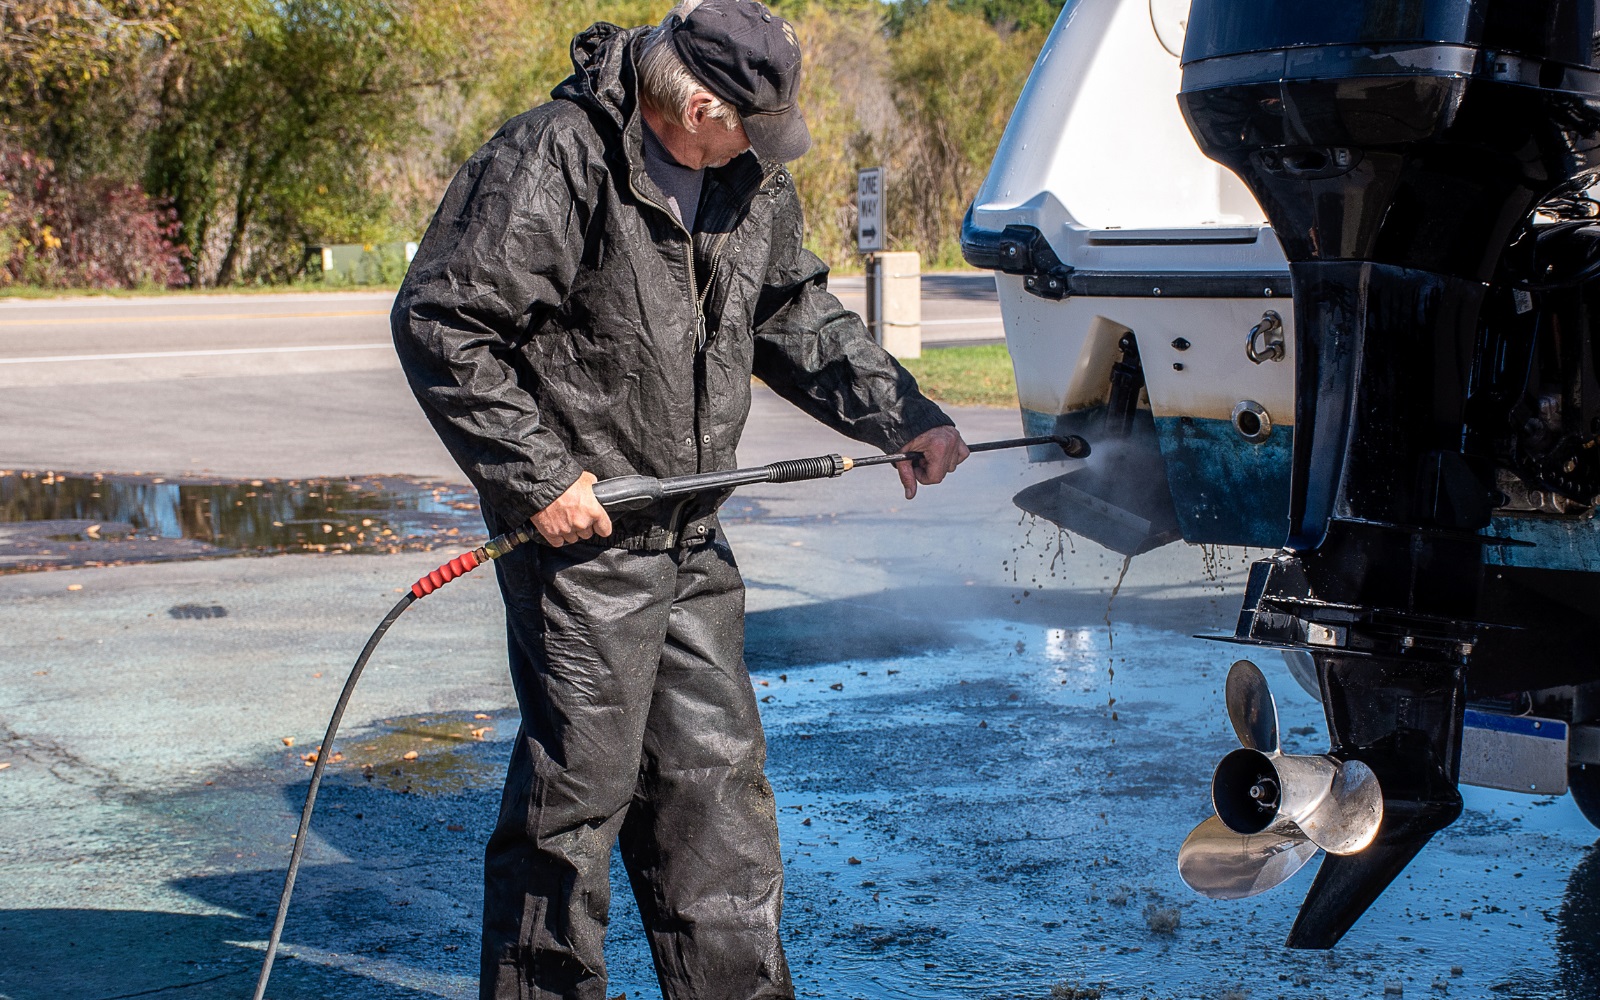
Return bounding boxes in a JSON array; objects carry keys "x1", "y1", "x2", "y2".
[
  {"x1": 250, "y1": 431, "x2": 1086, "y2": 999},
  {"x1": 591, "y1": 433, "x2": 1090, "y2": 511}
]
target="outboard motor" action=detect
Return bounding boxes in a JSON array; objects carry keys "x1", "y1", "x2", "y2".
[{"x1": 1174, "y1": 1, "x2": 1600, "y2": 947}]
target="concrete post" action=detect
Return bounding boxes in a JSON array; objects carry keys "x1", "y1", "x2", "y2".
[{"x1": 872, "y1": 250, "x2": 921, "y2": 359}]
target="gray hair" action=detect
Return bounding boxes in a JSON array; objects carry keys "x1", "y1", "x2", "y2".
[{"x1": 637, "y1": 1, "x2": 741, "y2": 132}]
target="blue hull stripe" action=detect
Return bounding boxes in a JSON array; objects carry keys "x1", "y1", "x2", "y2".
[
  {"x1": 1020, "y1": 407, "x2": 1600, "y2": 566},
  {"x1": 1463, "y1": 709, "x2": 1567, "y2": 741}
]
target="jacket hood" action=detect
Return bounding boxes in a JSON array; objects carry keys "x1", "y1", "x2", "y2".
[{"x1": 552, "y1": 22, "x2": 650, "y2": 133}]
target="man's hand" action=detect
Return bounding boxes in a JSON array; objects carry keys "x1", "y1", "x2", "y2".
[
  {"x1": 532, "y1": 471, "x2": 613, "y2": 546},
  {"x1": 894, "y1": 425, "x2": 970, "y2": 499}
]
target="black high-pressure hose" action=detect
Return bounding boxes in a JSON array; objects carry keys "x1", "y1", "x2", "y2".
[{"x1": 249, "y1": 433, "x2": 1087, "y2": 998}]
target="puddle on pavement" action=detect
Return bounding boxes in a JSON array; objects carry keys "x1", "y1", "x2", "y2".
[
  {"x1": 0, "y1": 471, "x2": 797, "y2": 573},
  {"x1": 0, "y1": 469, "x2": 486, "y2": 572},
  {"x1": 291, "y1": 712, "x2": 508, "y2": 797}
]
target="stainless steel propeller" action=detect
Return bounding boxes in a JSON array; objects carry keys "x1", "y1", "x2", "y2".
[
  {"x1": 1179, "y1": 660, "x2": 1385, "y2": 900},
  {"x1": 1177, "y1": 815, "x2": 1318, "y2": 900}
]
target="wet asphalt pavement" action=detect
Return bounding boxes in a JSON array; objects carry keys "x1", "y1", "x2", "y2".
[{"x1": 2, "y1": 296, "x2": 1599, "y2": 1000}]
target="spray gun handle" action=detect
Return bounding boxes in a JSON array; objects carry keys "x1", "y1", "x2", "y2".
[{"x1": 591, "y1": 475, "x2": 664, "y2": 512}]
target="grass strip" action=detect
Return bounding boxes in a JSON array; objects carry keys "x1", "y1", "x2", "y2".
[{"x1": 900, "y1": 343, "x2": 1017, "y2": 409}]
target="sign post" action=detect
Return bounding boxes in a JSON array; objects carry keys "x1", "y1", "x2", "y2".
[{"x1": 856, "y1": 166, "x2": 919, "y2": 358}]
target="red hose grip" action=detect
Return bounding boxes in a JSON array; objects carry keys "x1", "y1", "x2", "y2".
[{"x1": 410, "y1": 549, "x2": 481, "y2": 598}]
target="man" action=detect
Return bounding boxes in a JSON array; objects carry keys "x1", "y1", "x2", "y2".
[{"x1": 391, "y1": 3, "x2": 967, "y2": 998}]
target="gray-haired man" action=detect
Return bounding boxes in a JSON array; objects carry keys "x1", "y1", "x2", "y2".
[{"x1": 392, "y1": 3, "x2": 966, "y2": 997}]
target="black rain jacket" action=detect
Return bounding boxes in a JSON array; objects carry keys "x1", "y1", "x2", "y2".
[{"x1": 392, "y1": 22, "x2": 952, "y2": 549}]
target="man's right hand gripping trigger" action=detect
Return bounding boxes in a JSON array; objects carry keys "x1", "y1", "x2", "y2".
[{"x1": 532, "y1": 471, "x2": 614, "y2": 546}]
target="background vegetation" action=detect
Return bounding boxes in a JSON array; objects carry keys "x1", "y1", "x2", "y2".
[{"x1": 0, "y1": 0, "x2": 1055, "y2": 289}]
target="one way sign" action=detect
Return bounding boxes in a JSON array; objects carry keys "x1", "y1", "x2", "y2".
[{"x1": 857, "y1": 167, "x2": 885, "y2": 253}]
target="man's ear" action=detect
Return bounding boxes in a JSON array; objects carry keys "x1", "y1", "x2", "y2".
[{"x1": 685, "y1": 91, "x2": 717, "y2": 133}]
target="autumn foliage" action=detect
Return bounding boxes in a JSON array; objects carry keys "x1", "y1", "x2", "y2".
[
  {"x1": 0, "y1": 140, "x2": 188, "y2": 289},
  {"x1": 0, "y1": 0, "x2": 1052, "y2": 287}
]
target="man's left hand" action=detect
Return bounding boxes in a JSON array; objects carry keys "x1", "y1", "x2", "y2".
[{"x1": 895, "y1": 425, "x2": 969, "y2": 499}]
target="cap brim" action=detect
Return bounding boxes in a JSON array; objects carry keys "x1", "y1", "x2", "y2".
[{"x1": 741, "y1": 106, "x2": 811, "y2": 163}]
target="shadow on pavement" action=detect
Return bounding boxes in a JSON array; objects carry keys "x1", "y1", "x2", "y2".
[
  {"x1": 0, "y1": 742, "x2": 499, "y2": 1000},
  {"x1": 0, "y1": 906, "x2": 446, "y2": 1000},
  {"x1": 744, "y1": 583, "x2": 1228, "y2": 670},
  {"x1": 1559, "y1": 842, "x2": 1600, "y2": 997},
  {"x1": 9, "y1": 578, "x2": 1600, "y2": 999},
  {"x1": 921, "y1": 273, "x2": 998, "y2": 302}
]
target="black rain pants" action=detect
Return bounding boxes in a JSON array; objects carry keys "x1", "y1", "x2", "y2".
[{"x1": 480, "y1": 531, "x2": 792, "y2": 1000}]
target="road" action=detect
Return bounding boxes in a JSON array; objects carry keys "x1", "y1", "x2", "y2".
[
  {"x1": 1, "y1": 284, "x2": 1596, "y2": 999},
  {"x1": 0, "y1": 272, "x2": 998, "y2": 383},
  {"x1": 0, "y1": 276, "x2": 1000, "y2": 478}
]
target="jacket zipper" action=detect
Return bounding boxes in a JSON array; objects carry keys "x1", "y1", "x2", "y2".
[
  {"x1": 626, "y1": 174, "x2": 705, "y2": 348},
  {"x1": 625, "y1": 171, "x2": 707, "y2": 524},
  {"x1": 694, "y1": 232, "x2": 734, "y2": 350},
  {"x1": 629, "y1": 165, "x2": 781, "y2": 352},
  {"x1": 693, "y1": 166, "x2": 780, "y2": 348}
]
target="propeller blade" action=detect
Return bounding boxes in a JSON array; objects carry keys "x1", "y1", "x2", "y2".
[
  {"x1": 1178, "y1": 814, "x2": 1319, "y2": 900},
  {"x1": 1296, "y1": 758, "x2": 1385, "y2": 856},
  {"x1": 1226, "y1": 659, "x2": 1280, "y2": 753}
]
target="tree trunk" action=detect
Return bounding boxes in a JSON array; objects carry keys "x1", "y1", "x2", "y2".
[{"x1": 214, "y1": 150, "x2": 257, "y2": 287}]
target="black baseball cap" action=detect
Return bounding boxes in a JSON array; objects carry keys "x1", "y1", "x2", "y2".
[{"x1": 668, "y1": 0, "x2": 811, "y2": 162}]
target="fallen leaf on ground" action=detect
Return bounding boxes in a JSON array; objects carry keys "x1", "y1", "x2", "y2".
[
  {"x1": 67, "y1": 584, "x2": 83, "y2": 591},
  {"x1": 474, "y1": 713, "x2": 490, "y2": 720},
  {"x1": 281, "y1": 737, "x2": 295, "y2": 747},
  {"x1": 471, "y1": 727, "x2": 492, "y2": 740},
  {"x1": 403, "y1": 750, "x2": 419, "y2": 760},
  {"x1": 0, "y1": 763, "x2": 11, "y2": 771}
]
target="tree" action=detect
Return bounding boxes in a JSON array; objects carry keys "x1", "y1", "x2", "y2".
[
  {"x1": 782, "y1": 2, "x2": 888, "y2": 268},
  {"x1": 888, "y1": 3, "x2": 1042, "y2": 263},
  {"x1": 146, "y1": 0, "x2": 519, "y2": 285},
  {"x1": 889, "y1": 0, "x2": 1064, "y2": 33},
  {"x1": 0, "y1": 1, "x2": 172, "y2": 123},
  {"x1": 0, "y1": 0, "x2": 1052, "y2": 286}
]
